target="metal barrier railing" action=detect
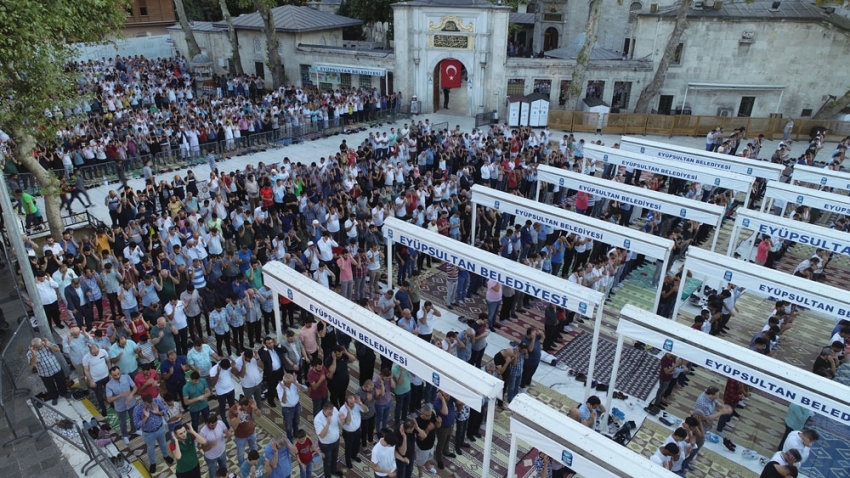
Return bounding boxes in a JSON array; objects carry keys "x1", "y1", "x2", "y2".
[
  {"x1": 11, "y1": 106, "x2": 414, "y2": 197},
  {"x1": 475, "y1": 110, "x2": 498, "y2": 128}
]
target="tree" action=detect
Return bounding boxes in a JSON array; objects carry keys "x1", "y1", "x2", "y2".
[
  {"x1": 814, "y1": 88, "x2": 850, "y2": 119},
  {"x1": 562, "y1": 0, "x2": 604, "y2": 111},
  {"x1": 254, "y1": 0, "x2": 284, "y2": 88},
  {"x1": 337, "y1": 0, "x2": 394, "y2": 47},
  {"x1": 0, "y1": 0, "x2": 129, "y2": 240},
  {"x1": 633, "y1": 0, "x2": 692, "y2": 113},
  {"x1": 220, "y1": 0, "x2": 245, "y2": 75},
  {"x1": 175, "y1": 0, "x2": 203, "y2": 59}
]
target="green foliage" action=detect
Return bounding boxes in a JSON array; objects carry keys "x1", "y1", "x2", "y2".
[
  {"x1": 338, "y1": 0, "x2": 393, "y2": 25},
  {"x1": 0, "y1": 0, "x2": 130, "y2": 142}
]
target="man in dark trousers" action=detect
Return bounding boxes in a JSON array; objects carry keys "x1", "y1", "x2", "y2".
[
  {"x1": 443, "y1": 88, "x2": 450, "y2": 109},
  {"x1": 258, "y1": 336, "x2": 287, "y2": 407}
]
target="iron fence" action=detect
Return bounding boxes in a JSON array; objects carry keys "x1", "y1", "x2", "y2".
[
  {"x1": 475, "y1": 110, "x2": 498, "y2": 128},
  {"x1": 11, "y1": 106, "x2": 414, "y2": 199}
]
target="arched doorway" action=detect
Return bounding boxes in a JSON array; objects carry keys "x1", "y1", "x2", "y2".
[
  {"x1": 433, "y1": 58, "x2": 468, "y2": 115},
  {"x1": 544, "y1": 27, "x2": 559, "y2": 51}
]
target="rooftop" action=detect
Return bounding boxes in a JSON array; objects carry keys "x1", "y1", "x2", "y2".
[
  {"x1": 166, "y1": 21, "x2": 227, "y2": 33},
  {"x1": 392, "y1": 0, "x2": 511, "y2": 9},
  {"x1": 544, "y1": 44, "x2": 626, "y2": 61},
  {"x1": 218, "y1": 5, "x2": 362, "y2": 33},
  {"x1": 638, "y1": 0, "x2": 850, "y2": 32},
  {"x1": 510, "y1": 12, "x2": 536, "y2": 24}
]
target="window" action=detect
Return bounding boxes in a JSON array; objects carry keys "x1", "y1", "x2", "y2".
[
  {"x1": 671, "y1": 43, "x2": 684, "y2": 65},
  {"x1": 585, "y1": 80, "x2": 604, "y2": 100},
  {"x1": 533, "y1": 79, "x2": 552, "y2": 95},
  {"x1": 658, "y1": 95, "x2": 674, "y2": 115},
  {"x1": 612, "y1": 81, "x2": 632, "y2": 109},
  {"x1": 319, "y1": 82, "x2": 333, "y2": 91},
  {"x1": 300, "y1": 64, "x2": 313, "y2": 87},
  {"x1": 138, "y1": 0, "x2": 148, "y2": 16},
  {"x1": 340, "y1": 73, "x2": 352, "y2": 89},
  {"x1": 801, "y1": 108, "x2": 813, "y2": 117},
  {"x1": 507, "y1": 79, "x2": 525, "y2": 96},
  {"x1": 359, "y1": 75, "x2": 372, "y2": 88},
  {"x1": 738, "y1": 96, "x2": 755, "y2": 117},
  {"x1": 558, "y1": 80, "x2": 572, "y2": 106}
]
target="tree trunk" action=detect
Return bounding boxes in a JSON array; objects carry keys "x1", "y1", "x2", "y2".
[
  {"x1": 219, "y1": 0, "x2": 244, "y2": 75},
  {"x1": 174, "y1": 0, "x2": 202, "y2": 59},
  {"x1": 633, "y1": 0, "x2": 692, "y2": 114},
  {"x1": 814, "y1": 88, "x2": 850, "y2": 119},
  {"x1": 255, "y1": 0, "x2": 284, "y2": 88},
  {"x1": 563, "y1": 0, "x2": 604, "y2": 111},
  {"x1": 12, "y1": 129, "x2": 64, "y2": 240}
]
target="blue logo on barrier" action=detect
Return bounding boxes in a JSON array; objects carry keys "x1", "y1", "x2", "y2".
[
  {"x1": 578, "y1": 302, "x2": 587, "y2": 314},
  {"x1": 714, "y1": 178, "x2": 721, "y2": 186},
  {"x1": 747, "y1": 167, "x2": 753, "y2": 175},
  {"x1": 561, "y1": 450, "x2": 573, "y2": 467},
  {"x1": 796, "y1": 195, "x2": 804, "y2": 204},
  {"x1": 680, "y1": 208, "x2": 687, "y2": 218},
  {"x1": 742, "y1": 218, "x2": 750, "y2": 228},
  {"x1": 663, "y1": 339, "x2": 674, "y2": 352},
  {"x1": 821, "y1": 177, "x2": 828, "y2": 185},
  {"x1": 624, "y1": 239, "x2": 631, "y2": 249},
  {"x1": 494, "y1": 200, "x2": 500, "y2": 210},
  {"x1": 432, "y1": 373, "x2": 440, "y2": 387},
  {"x1": 724, "y1": 271, "x2": 733, "y2": 281},
  {"x1": 388, "y1": 229, "x2": 394, "y2": 239},
  {"x1": 287, "y1": 288, "x2": 294, "y2": 300},
  {"x1": 640, "y1": 147, "x2": 646, "y2": 154},
  {"x1": 559, "y1": 178, "x2": 565, "y2": 186}
]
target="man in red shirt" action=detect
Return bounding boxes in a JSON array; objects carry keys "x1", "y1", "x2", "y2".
[
  {"x1": 715, "y1": 378, "x2": 742, "y2": 434},
  {"x1": 134, "y1": 363, "x2": 160, "y2": 399},
  {"x1": 649, "y1": 353, "x2": 684, "y2": 412},
  {"x1": 307, "y1": 357, "x2": 330, "y2": 417}
]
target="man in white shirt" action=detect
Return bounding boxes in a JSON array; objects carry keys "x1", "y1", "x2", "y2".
[
  {"x1": 649, "y1": 442, "x2": 679, "y2": 470},
  {"x1": 317, "y1": 232, "x2": 340, "y2": 287},
  {"x1": 782, "y1": 429, "x2": 819, "y2": 468},
  {"x1": 234, "y1": 349, "x2": 265, "y2": 409},
  {"x1": 340, "y1": 393, "x2": 369, "y2": 468},
  {"x1": 209, "y1": 359, "x2": 236, "y2": 426},
  {"x1": 164, "y1": 298, "x2": 189, "y2": 357},
  {"x1": 662, "y1": 428, "x2": 692, "y2": 475},
  {"x1": 314, "y1": 402, "x2": 345, "y2": 478},
  {"x1": 36, "y1": 270, "x2": 64, "y2": 330},
  {"x1": 370, "y1": 429, "x2": 399, "y2": 478},
  {"x1": 277, "y1": 373, "x2": 307, "y2": 441}
]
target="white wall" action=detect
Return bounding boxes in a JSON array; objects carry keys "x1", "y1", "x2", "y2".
[
  {"x1": 74, "y1": 36, "x2": 176, "y2": 62},
  {"x1": 631, "y1": 16, "x2": 850, "y2": 117}
]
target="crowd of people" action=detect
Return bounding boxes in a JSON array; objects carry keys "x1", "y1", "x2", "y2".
[{"x1": 10, "y1": 54, "x2": 850, "y2": 478}]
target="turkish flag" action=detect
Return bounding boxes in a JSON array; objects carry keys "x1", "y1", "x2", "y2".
[{"x1": 440, "y1": 59, "x2": 462, "y2": 89}]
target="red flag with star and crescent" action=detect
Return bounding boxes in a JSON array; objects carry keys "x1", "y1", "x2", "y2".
[{"x1": 440, "y1": 59, "x2": 462, "y2": 89}]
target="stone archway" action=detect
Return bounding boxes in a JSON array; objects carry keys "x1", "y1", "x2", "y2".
[
  {"x1": 544, "y1": 27, "x2": 559, "y2": 51},
  {"x1": 433, "y1": 58, "x2": 469, "y2": 115}
]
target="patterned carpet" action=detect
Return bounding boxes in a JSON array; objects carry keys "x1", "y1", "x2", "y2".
[
  {"x1": 417, "y1": 263, "x2": 571, "y2": 350},
  {"x1": 802, "y1": 414, "x2": 850, "y2": 478},
  {"x1": 627, "y1": 418, "x2": 758, "y2": 478},
  {"x1": 553, "y1": 332, "x2": 660, "y2": 401}
]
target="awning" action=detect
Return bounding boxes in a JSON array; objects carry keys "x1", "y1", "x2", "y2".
[
  {"x1": 314, "y1": 63, "x2": 386, "y2": 76},
  {"x1": 620, "y1": 136, "x2": 784, "y2": 181}
]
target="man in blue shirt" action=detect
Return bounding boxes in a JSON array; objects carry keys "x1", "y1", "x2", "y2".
[{"x1": 265, "y1": 435, "x2": 295, "y2": 478}]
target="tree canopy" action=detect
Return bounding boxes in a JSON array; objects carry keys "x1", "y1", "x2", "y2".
[{"x1": 0, "y1": 0, "x2": 130, "y2": 143}]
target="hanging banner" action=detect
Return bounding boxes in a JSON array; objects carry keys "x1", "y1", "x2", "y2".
[
  {"x1": 263, "y1": 262, "x2": 502, "y2": 410},
  {"x1": 764, "y1": 181, "x2": 850, "y2": 216},
  {"x1": 584, "y1": 144, "x2": 753, "y2": 193},
  {"x1": 735, "y1": 209, "x2": 850, "y2": 257},
  {"x1": 792, "y1": 164, "x2": 850, "y2": 191},
  {"x1": 509, "y1": 394, "x2": 678, "y2": 477},
  {"x1": 510, "y1": 420, "x2": 616, "y2": 477},
  {"x1": 685, "y1": 248, "x2": 850, "y2": 321},
  {"x1": 383, "y1": 217, "x2": 603, "y2": 315},
  {"x1": 617, "y1": 312, "x2": 850, "y2": 425},
  {"x1": 471, "y1": 185, "x2": 672, "y2": 259},
  {"x1": 619, "y1": 136, "x2": 783, "y2": 181},
  {"x1": 537, "y1": 165, "x2": 724, "y2": 224}
]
